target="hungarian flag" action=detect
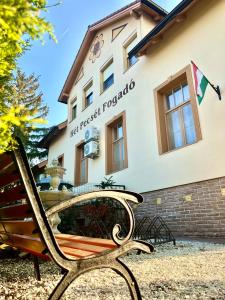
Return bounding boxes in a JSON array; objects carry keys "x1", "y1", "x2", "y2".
[{"x1": 192, "y1": 61, "x2": 209, "y2": 104}]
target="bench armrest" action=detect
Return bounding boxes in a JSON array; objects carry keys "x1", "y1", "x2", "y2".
[{"x1": 46, "y1": 190, "x2": 142, "y2": 246}]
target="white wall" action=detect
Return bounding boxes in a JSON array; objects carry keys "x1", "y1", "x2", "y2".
[{"x1": 48, "y1": 0, "x2": 225, "y2": 193}]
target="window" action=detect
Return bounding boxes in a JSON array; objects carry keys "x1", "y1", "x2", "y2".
[
  {"x1": 154, "y1": 65, "x2": 201, "y2": 154},
  {"x1": 106, "y1": 111, "x2": 128, "y2": 174},
  {"x1": 101, "y1": 59, "x2": 114, "y2": 92},
  {"x1": 71, "y1": 98, "x2": 77, "y2": 121},
  {"x1": 124, "y1": 33, "x2": 138, "y2": 70},
  {"x1": 84, "y1": 81, "x2": 93, "y2": 108},
  {"x1": 72, "y1": 104, "x2": 77, "y2": 121},
  {"x1": 112, "y1": 122, "x2": 124, "y2": 171},
  {"x1": 58, "y1": 154, "x2": 64, "y2": 167},
  {"x1": 75, "y1": 143, "x2": 88, "y2": 186},
  {"x1": 166, "y1": 84, "x2": 196, "y2": 149}
]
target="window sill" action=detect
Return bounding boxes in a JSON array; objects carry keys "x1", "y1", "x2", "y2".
[
  {"x1": 100, "y1": 83, "x2": 114, "y2": 96},
  {"x1": 82, "y1": 103, "x2": 93, "y2": 112},
  {"x1": 159, "y1": 139, "x2": 201, "y2": 155},
  {"x1": 106, "y1": 165, "x2": 128, "y2": 176},
  {"x1": 123, "y1": 59, "x2": 139, "y2": 74},
  {"x1": 74, "y1": 182, "x2": 88, "y2": 187}
]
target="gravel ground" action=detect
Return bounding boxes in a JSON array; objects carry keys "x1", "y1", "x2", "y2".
[{"x1": 1, "y1": 240, "x2": 225, "y2": 299}]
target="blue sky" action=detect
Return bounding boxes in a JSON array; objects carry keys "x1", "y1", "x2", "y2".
[{"x1": 19, "y1": 0, "x2": 181, "y2": 127}]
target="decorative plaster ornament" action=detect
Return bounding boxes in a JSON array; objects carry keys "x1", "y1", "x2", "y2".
[
  {"x1": 112, "y1": 24, "x2": 127, "y2": 41},
  {"x1": 89, "y1": 34, "x2": 104, "y2": 63}
]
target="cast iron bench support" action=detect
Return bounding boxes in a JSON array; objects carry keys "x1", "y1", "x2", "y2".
[{"x1": 0, "y1": 138, "x2": 154, "y2": 299}]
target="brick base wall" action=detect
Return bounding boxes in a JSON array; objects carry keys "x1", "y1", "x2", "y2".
[{"x1": 135, "y1": 177, "x2": 225, "y2": 238}]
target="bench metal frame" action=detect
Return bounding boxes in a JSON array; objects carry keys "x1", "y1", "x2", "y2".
[{"x1": 1, "y1": 139, "x2": 153, "y2": 299}]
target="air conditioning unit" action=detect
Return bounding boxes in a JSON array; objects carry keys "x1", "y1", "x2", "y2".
[
  {"x1": 84, "y1": 141, "x2": 99, "y2": 158},
  {"x1": 84, "y1": 127, "x2": 99, "y2": 142}
]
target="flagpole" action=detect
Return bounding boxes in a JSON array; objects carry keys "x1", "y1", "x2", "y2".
[
  {"x1": 191, "y1": 60, "x2": 221, "y2": 100},
  {"x1": 208, "y1": 83, "x2": 221, "y2": 100}
]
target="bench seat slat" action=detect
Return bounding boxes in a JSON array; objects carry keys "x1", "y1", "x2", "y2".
[
  {"x1": 59, "y1": 246, "x2": 96, "y2": 258},
  {"x1": 2, "y1": 233, "x2": 46, "y2": 255},
  {"x1": 0, "y1": 220, "x2": 37, "y2": 235},
  {"x1": 0, "y1": 204, "x2": 32, "y2": 220},
  {"x1": 56, "y1": 239, "x2": 114, "y2": 254},
  {"x1": 0, "y1": 173, "x2": 20, "y2": 189},
  {"x1": 0, "y1": 153, "x2": 14, "y2": 172},
  {"x1": 0, "y1": 163, "x2": 16, "y2": 179},
  {"x1": 2, "y1": 239, "x2": 49, "y2": 260},
  {"x1": 55, "y1": 234, "x2": 117, "y2": 249},
  {"x1": 0, "y1": 231, "x2": 116, "y2": 260},
  {"x1": 0, "y1": 185, "x2": 27, "y2": 205}
]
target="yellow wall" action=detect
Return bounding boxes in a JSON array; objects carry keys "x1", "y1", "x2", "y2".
[{"x1": 48, "y1": 0, "x2": 225, "y2": 193}]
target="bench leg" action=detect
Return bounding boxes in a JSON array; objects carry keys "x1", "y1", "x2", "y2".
[
  {"x1": 33, "y1": 256, "x2": 41, "y2": 281},
  {"x1": 49, "y1": 262, "x2": 142, "y2": 300},
  {"x1": 112, "y1": 258, "x2": 142, "y2": 300},
  {"x1": 48, "y1": 270, "x2": 77, "y2": 300},
  {"x1": 48, "y1": 240, "x2": 152, "y2": 300}
]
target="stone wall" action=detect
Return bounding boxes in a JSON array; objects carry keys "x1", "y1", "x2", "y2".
[{"x1": 135, "y1": 177, "x2": 225, "y2": 238}]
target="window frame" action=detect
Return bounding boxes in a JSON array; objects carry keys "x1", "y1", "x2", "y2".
[
  {"x1": 83, "y1": 80, "x2": 93, "y2": 109},
  {"x1": 123, "y1": 32, "x2": 138, "y2": 71},
  {"x1": 154, "y1": 65, "x2": 202, "y2": 154},
  {"x1": 71, "y1": 103, "x2": 77, "y2": 121},
  {"x1": 70, "y1": 97, "x2": 77, "y2": 122},
  {"x1": 105, "y1": 111, "x2": 128, "y2": 175},
  {"x1": 100, "y1": 58, "x2": 114, "y2": 93},
  {"x1": 58, "y1": 154, "x2": 64, "y2": 167},
  {"x1": 75, "y1": 141, "x2": 88, "y2": 186}
]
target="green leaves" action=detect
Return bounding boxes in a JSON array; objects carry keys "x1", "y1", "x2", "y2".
[
  {"x1": 0, "y1": 0, "x2": 56, "y2": 153},
  {"x1": 0, "y1": 105, "x2": 30, "y2": 153},
  {"x1": 0, "y1": 0, "x2": 55, "y2": 78},
  {"x1": 4, "y1": 70, "x2": 49, "y2": 161}
]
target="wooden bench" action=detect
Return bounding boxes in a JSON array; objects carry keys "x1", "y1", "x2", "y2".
[{"x1": 0, "y1": 138, "x2": 154, "y2": 300}]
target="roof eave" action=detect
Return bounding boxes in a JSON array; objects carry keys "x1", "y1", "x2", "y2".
[
  {"x1": 38, "y1": 121, "x2": 67, "y2": 149},
  {"x1": 141, "y1": 0, "x2": 167, "y2": 17},
  {"x1": 129, "y1": 0, "x2": 197, "y2": 58}
]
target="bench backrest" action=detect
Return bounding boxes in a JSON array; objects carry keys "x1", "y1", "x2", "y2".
[
  {"x1": 0, "y1": 139, "x2": 139, "y2": 268},
  {"x1": 0, "y1": 139, "x2": 66, "y2": 264}
]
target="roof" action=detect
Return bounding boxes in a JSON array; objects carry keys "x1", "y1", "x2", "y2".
[
  {"x1": 38, "y1": 120, "x2": 67, "y2": 149},
  {"x1": 32, "y1": 159, "x2": 48, "y2": 174},
  {"x1": 129, "y1": 0, "x2": 198, "y2": 57},
  {"x1": 89, "y1": 0, "x2": 167, "y2": 28},
  {"x1": 58, "y1": 0, "x2": 167, "y2": 104}
]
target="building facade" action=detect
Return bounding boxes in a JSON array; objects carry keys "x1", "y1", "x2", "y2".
[{"x1": 40, "y1": 0, "x2": 225, "y2": 238}]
